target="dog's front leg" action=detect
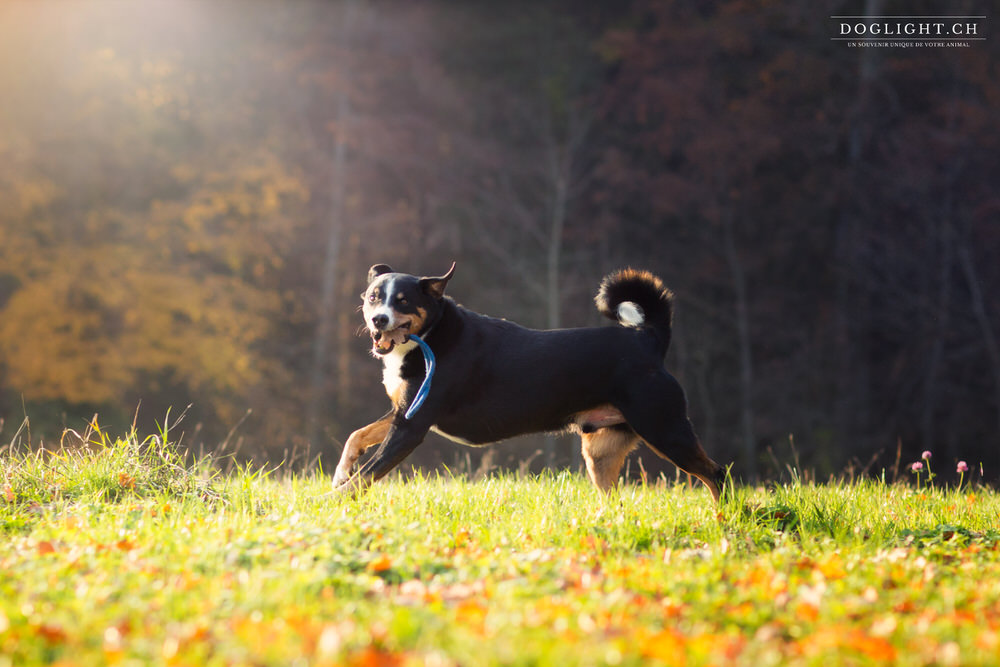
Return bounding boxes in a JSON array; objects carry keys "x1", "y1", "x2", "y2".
[
  {"x1": 337, "y1": 418, "x2": 432, "y2": 495},
  {"x1": 333, "y1": 411, "x2": 393, "y2": 487}
]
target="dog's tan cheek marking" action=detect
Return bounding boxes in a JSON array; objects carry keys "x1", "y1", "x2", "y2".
[{"x1": 412, "y1": 307, "x2": 427, "y2": 334}]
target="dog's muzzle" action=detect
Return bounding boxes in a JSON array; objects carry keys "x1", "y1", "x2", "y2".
[{"x1": 371, "y1": 321, "x2": 411, "y2": 354}]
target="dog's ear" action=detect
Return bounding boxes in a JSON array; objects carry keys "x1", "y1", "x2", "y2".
[
  {"x1": 419, "y1": 262, "x2": 456, "y2": 300},
  {"x1": 367, "y1": 264, "x2": 393, "y2": 284}
]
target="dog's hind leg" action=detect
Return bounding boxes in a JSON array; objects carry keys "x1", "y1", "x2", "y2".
[
  {"x1": 333, "y1": 411, "x2": 392, "y2": 487},
  {"x1": 581, "y1": 426, "x2": 639, "y2": 492},
  {"x1": 616, "y1": 372, "x2": 726, "y2": 503}
]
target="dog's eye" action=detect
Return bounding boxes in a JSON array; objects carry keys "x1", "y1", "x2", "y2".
[
  {"x1": 367, "y1": 293, "x2": 377, "y2": 303},
  {"x1": 397, "y1": 296, "x2": 408, "y2": 305}
]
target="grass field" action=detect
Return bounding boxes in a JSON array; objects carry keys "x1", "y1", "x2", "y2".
[{"x1": 2, "y1": 427, "x2": 999, "y2": 666}]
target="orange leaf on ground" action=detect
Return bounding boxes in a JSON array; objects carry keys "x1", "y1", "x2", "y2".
[
  {"x1": 36, "y1": 623, "x2": 68, "y2": 643},
  {"x1": 660, "y1": 599, "x2": 686, "y2": 618},
  {"x1": 367, "y1": 555, "x2": 392, "y2": 573},
  {"x1": 454, "y1": 599, "x2": 488, "y2": 634},
  {"x1": 845, "y1": 631, "x2": 897, "y2": 661},
  {"x1": 795, "y1": 602, "x2": 820, "y2": 621},
  {"x1": 640, "y1": 629, "x2": 687, "y2": 665},
  {"x1": 818, "y1": 554, "x2": 847, "y2": 580},
  {"x1": 802, "y1": 627, "x2": 897, "y2": 662},
  {"x1": 348, "y1": 647, "x2": 404, "y2": 667}
]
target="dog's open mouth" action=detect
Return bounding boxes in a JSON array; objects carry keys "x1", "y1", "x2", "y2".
[{"x1": 372, "y1": 322, "x2": 411, "y2": 354}]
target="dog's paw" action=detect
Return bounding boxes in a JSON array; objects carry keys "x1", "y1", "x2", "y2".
[
  {"x1": 332, "y1": 470, "x2": 351, "y2": 488},
  {"x1": 329, "y1": 476, "x2": 365, "y2": 501}
]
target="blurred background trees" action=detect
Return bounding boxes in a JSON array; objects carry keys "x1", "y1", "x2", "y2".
[{"x1": 1, "y1": 0, "x2": 997, "y2": 482}]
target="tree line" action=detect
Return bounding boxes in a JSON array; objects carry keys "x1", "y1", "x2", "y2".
[{"x1": 1, "y1": 0, "x2": 996, "y2": 482}]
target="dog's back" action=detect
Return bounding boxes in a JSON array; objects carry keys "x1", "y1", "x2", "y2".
[{"x1": 417, "y1": 269, "x2": 680, "y2": 444}]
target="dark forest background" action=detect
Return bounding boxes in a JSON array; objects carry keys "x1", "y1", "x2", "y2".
[{"x1": 1, "y1": 0, "x2": 997, "y2": 483}]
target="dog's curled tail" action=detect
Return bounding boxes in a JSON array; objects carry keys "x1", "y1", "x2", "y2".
[{"x1": 595, "y1": 268, "x2": 673, "y2": 350}]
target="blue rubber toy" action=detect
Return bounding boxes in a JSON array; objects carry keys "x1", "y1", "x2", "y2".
[{"x1": 404, "y1": 334, "x2": 436, "y2": 420}]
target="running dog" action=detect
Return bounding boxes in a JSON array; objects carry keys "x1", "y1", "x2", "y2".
[{"x1": 332, "y1": 263, "x2": 726, "y2": 502}]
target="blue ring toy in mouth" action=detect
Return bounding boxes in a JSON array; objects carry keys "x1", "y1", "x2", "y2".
[{"x1": 404, "y1": 334, "x2": 435, "y2": 420}]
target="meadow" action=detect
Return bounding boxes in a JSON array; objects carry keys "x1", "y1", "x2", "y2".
[{"x1": 1, "y1": 426, "x2": 999, "y2": 666}]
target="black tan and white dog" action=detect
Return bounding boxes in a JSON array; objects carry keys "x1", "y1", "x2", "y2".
[{"x1": 332, "y1": 263, "x2": 727, "y2": 502}]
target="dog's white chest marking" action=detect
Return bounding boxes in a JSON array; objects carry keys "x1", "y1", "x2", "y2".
[{"x1": 381, "y1": 338, "x2": 417, "y2": 397}]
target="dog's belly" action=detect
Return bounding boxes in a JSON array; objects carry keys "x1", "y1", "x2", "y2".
[
  {"x1": 429, "y1": 418, "x2": 522, "y2": 446},
  {"x1": 571, "y1": 405, "x2": 626, "y2": 432},
  {"x1": 429, "y1": 426, "x2": 480, "y2": 446},
  {"x1": 430, "y1": 403, "x2": 625, "y2": 446}
]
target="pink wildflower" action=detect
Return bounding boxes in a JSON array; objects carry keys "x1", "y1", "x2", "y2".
[
  {"x1": 910, "y1": 462, "x2": 923, "y2": 472},
  {"x1": 956, "y1": 461, "x2": 968, "y2": 473},
  {"x1": 921, "y1": 450, "x2": 932, "y2": 461}
]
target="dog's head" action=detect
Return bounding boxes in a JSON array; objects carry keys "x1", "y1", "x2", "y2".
[{"x1": 361, "y1": 262, "x2": 456, "y2": 355}]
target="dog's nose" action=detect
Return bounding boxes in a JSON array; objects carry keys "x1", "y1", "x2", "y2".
[{"x1": 372, "y1": 314, "x2": 389, "y2": 330}]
